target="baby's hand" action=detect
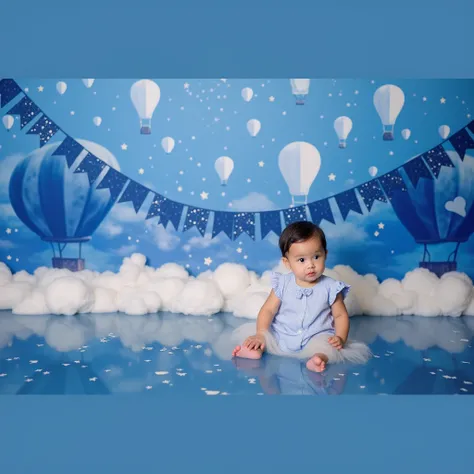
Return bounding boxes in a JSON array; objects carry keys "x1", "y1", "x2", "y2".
[
  {"x1": 328, "y1": 336, "x2": 344, "y2": 350},
  {"x1": 244, "y1": 333, "x2": 266, "y2": 351}
]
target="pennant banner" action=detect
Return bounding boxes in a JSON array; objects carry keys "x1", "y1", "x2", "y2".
[{"x1": 2, "y1": 78, "x2": 473, "y2": 242}]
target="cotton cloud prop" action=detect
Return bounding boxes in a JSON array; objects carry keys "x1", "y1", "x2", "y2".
[{"x1": 1, "y1": 254, "x2": 474, "y2": 318}]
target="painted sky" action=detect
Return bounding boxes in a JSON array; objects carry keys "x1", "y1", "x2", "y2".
[{"x1": 1, "y1": 78, "x2": 474, "y2": 280}]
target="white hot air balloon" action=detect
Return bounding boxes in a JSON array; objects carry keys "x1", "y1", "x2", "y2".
[
  {"x1": 93, "y1": 116, "x2": 102, "y2": 127},
  {"x1": 439, "y1": 125, "x2": 450, "y2": 140},
  {"x1": 368, "y1": 166, "x2": 378, "y2": 177},
  {"x1": 215, "y1": 156, "x2": 234, "y2": 185},
  {"x1": 82, "y1": 79, "x2": 95, "y2": 88},
  {"x1": 290, "y1": 79, "x2": 310, "y2": 105},
  {"x1": 2, "y1": 115, "x2": 14, "y2": 131},
  {"x1": 161, "y1": 137, "x2": 175, "y2": 154},
  {"x1": 56, "y1": 81, "x2": 67, "y2": 95},
  {"x1": 334, "y1": 116, "x2": 353, "y2": 148},
  {"x1": 278, "y1": 142, "x2": 321, "y2": 205},
  {"x1": 373, "y1": 84, "x2": 405, "y2": 141},
  {"x1": 247, "y1": 119, "x2": 261, "y2": 137},
  {"x1": 241, "y1": 87, "x2": 253, "y2": 102},
  {"x1": 130, "y1": 79, "x2": 161, "y2": 135},
  {"x1": 401, "y1": 128, "x2": 411, "y2": 140}
]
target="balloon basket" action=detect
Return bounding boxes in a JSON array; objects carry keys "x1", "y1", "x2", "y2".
[
  {"x1": 419, "y1": 261, "x2": 457, "y2": 278},
  {"x1": 295, "y1": 100, "x2": 305, "y2": 105},
  {"x1": 140, "y1": 126, "x2": 151, "y2": 135},
  {"x1": 52, "y1": 257, "x2": 85, "y2": 272},
  {"x1": 383, "y1": 131, "x2": 394, "y2": 141}
]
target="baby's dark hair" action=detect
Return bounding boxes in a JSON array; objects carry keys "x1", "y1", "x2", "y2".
[{"x1": 278, "y1": 221, "x2": 327, "y2": 257}]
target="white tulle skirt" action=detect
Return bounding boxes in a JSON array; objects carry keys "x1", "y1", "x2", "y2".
[{"x1": 232, "y1": 322, "x2": 372, "y2": 365}]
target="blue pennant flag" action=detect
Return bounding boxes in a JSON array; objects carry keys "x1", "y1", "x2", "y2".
[
  {"x1": 260, "y1": 210, "x2": 282, "y2": 239},
  {"x1": 117, "y1": 180, "x2": 150, "y2": 213},
  {"x1": 158, "y1": 198, "x2": 184, "y2": 230},
  {"x1": 96, "y1": 167, "x2": 128, "y2": 201},
  {"x1": 52, "y1": 137, "x2": 84, "y2": 168},
  {"x1": 307, "y1": 199, "x2": 335, "y2": 225},
  {"x1": 73, "y1": 153, "x2": 106, "y2": 185},
  {"x1": 146, "y1": 194, "x2": 165, "y2": 220},
  {"x1": 421, "y1": 145, "x2": 454, "y2": 178},
  {"x1": 449, "y1": 128, "x2": 474, "y2": 160},
  {"x1": 233, "y1": 212, "x2": 256, "y2": 240},
  {"x1": 26, "y1": 115, "x2": 59, "y2": 146},
  {"x1": 212, "y1": 211, "x2": 234, "y2": 239},
  {"x1": 468, "y1": 120, "x2": 474, "y2": 134},
  {"x1": 379, "y1": 169, "x2": 408, "y2": 200},
  {"x1": 283, "y1": 206, "x2": 308, "y2": 226},
  {"x1": 334, "y1": 189, "x2": 363, "y2": 220},
  {"x1": 6, "y1": 96, "x2": 41, "y2": 129},
  {"x1": 403, "y1": 156, "x2": 433, "y2": 187},
  {"x1": 0, "y1": 79, "x2": 22, "y2": 107},
  {"x1": 183, "y1": 206, "x2": 210, "y2": 236},
  {"x1": 357, "y1": 181, "x2": 387, "y2": 212}
]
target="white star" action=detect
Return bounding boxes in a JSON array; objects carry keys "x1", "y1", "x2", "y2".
[
  {"x1": 221, "y1": 192, "x2": 226, "y2": 196},
  {"x1": 346, "y1": 102, "x2": 351, "y2": 107},
  {"x1": 269, "y1": 96, "x2": 275, "y2": 102},
  {"x1": 6, "y1": 255, "x2": 11, "y2": 260},
  {"x1": 70, "y1": 111, "x2": 75, "y2": 115},
  {"x1": 121, "y1": 143, "x2": 128, "y2": 150},
  {"x1": 378, "y1": 222, "x2": 385, "y2": 229},
  {"x1": 374, "y1": 231, "x2": 380, "y2": 237},
  {"x1": 177, "y1": 186, "x2": 183, "y2": 192},
  {"x1": 38, "y1": 86, "x2": 44, "y2": 92},
  {"x1": 258, "y1": 161, "x2": 265, "y2": 167},
  {"x1": 5, "y1": 228, "x2": 11, "y2": 234},
  {"x1": 237, "y1": 248, "x2": 242, "y2": 253},
  {"x1": 440, "y1": 97, "x2": 446, "y2": 104},
  {"x1": 348, "y1": 159, "x2": 352, "y2": 163},
  {"x1": 422, "y1": 97, "x2": 427, "y2": 102},
  {"x1": 146, "y1": 386, "x2": 153, "y2": 390},
  {"x1": 89, "y1": 377, "x2": 98, "y2": 382},
  {"x1": 354, "y1": 90, "x2": 359, "y2": 95},
  {"x1": 184, "y1": 82, "x2": 190, "y2": 89},
  {"x1": 225, "y1": 126, "x2": 231, "y2": 131},
  {"x1": 243, "y1": 255, "x2": 248, "y2": 260},
  {"x1": 282, "y1": 111, "x2": 287, "y2": 116},
  {"x1": 328, "y1": 173, "x2": 336, "y2": 181},
  {"x1": 200, "y1": 191, "x2": 209, "y2": 200},
  {"x1": 138, "y1": 168, "x2": 144, "y2": 175},
  {"x1": 247, "y1": 178, "x2": 251, "y2": 183},
  {"x1": 204, "y1": 257, "x2": 212, "y2": 266},
  {"x1": 248, "y1": 378, "x2": 256, "y2": 384},
  {"x1": 389, "y1": 151, "x2": 394, "y2": 156}
]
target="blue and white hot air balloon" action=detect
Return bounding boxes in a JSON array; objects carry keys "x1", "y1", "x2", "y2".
[
  {"x1": 161, "y1": 136, "x2": 175, "y2": 154},
  {"x1": 401, "y1": 128, "x2": 411, "y2": 140},
  {"x1": 290, "y1": 79, "x2": 310, "y2": 105},
  {"x1": 130, "y1": 79, "x2": 161, "y2": 135},
  {"x1": 439, "y1": 125, "x2": 450, "y2": 140},
  {"x1": 2, "y1": 115, "x2": 14, "y2": 131},
  {"x1": 334, "y1": 116, "x2": 353, "y2": 148},
  {"x1": 278, "y1": 142, "x2": 321, "y2": 206},
  {"x1": 8, "y1": 140, "x2": 120, "y2": 271},
  {"x1": 82, "y1": 79, "x2": 95, "y2": 88},
  {"x1": 241, "y1": 88, "x2": 254, "y2": 102},
  {"x1": 373, "y1": 84, "x2": 405, "y2": 141},
  {"x1": 247, "y1": 119, "x2": 261, "y2": 137},
  {"x1": 214, "y1": 156, "x2": 234, "y2": 185}
]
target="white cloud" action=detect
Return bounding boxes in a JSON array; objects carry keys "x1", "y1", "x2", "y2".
[
  {"x1": 97, "y1": 221, "x2": 123, "y2": 238},
  {"x1": 182, "y1": 234, "x2": 221, "y2": 252},
  {"x1": 322, "y1": 221, "x2": 368, "y2": 242},
  {"x1": 0, "y1": 240, "x2": 15, "y2": 249},
  {"x1": 146, "y1": 223, "x2": 180, "y2": 251},
  {"x1": 115, "y1": 245, "x2": 138, "y2": 256},
  {"x1": 0, "y1": 203, "x2": 16, "y2": 218},
  {"x1": 231, "y1": 192, "x2": 277, "y2": 211},
  {"x1": 110, "y1": 204, "x2": 146, "y2": 223}
]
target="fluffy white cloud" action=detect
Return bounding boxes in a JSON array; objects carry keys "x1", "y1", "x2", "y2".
[{"x1": 231, "y1": 192, "x2": 277, "y2": 211}]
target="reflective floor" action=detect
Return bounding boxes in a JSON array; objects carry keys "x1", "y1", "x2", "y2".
[{"x1": 0, "y1": 310, "x2": 473, "y2": 395}]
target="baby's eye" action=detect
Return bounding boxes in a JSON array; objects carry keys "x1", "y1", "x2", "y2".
[
  {"x1": 313, "y1": 255, "x2": 319, "y2": 260},
  {"x1": 298, "y1": 258, "x2": 305, "y2": 263}
]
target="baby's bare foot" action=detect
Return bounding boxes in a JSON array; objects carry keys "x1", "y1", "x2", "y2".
[
  {"x1": 232, "y1": 345, "x2": 263, "y2": 360},
  {"x1": 306, "y1": 353, "x2": 328, "y2": 372}
]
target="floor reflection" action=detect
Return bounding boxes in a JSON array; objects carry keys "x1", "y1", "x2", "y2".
[{"x1": 0, "y1": 311, "x2": 473, "y2": 395}]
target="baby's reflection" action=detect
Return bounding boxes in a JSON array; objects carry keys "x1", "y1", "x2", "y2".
[{"x1": 233, "y1": 355, "x2": 348, "y2": 395}]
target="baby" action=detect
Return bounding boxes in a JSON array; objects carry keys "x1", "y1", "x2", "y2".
[{"x1": 232, "y1": 221, "x2": 371, "y2": 372}]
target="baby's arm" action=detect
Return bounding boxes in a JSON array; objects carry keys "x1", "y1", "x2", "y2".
[
  {"x1": 256, "y1": 290, "x2": 281, "y2": 335},
  {"x1": 331, "y1": 292, "x2": 350, "y2": 345}
]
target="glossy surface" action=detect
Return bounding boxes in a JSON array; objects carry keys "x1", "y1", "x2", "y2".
[{"x1": 0, "y1": 311, "x2": 473, "y2": 395}]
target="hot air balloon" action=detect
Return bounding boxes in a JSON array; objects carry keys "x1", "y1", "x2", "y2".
[
  {"x1": 389, "y1": 150, "x2": 474, "y2": 277},
  {"x1": 334, "y1": 116, "x2": 353, "y2": 148},
  {"x1": 82, "y1": 79, "x2": 95, "y2": 88},
  {"x1": 56, "y1": 81, "x2": 67, "y2": 95},
  {"x1": 247, "y1": 119, "x2": 261, "y2": 137},
  {"x1": 214, "y1": 156, "x2": 234, "y2": 185},
  {"x1": 161, "y1": 137, "x2": 175, "y2": 154},
  {"x1": 401, "y1": 129, "x2": 411, "y2": 140},
  {"x1": 278, "y1": 142, "x2": 321, "y2": 206},
  {"x1": 290, "y1": 79, "x2": 310, "y2": 105},
  {"x1": 439, "y1": 125, "x2": 450, "y2": 140},
  {"x1": 8, "y1": 140, "x2": 120, "y2": 271},
  {"x1": 373, "y1": 84, "x2": 405, "y2": 141},
  {"x1": 241, "y1": 88, "x2": 253, "y2": 102},
  {"x1": 93, "y1": 116, "x2": 102, "y2": 127},
  {"x1": 130, "y1": 79, "x2": 161, "y2": 135},
  {"x1": 2, "y1": 115, "x2": 14, "y2": 131},
  {"x1": 368, "y1": 166, "x2": 378, "y2": 177}
]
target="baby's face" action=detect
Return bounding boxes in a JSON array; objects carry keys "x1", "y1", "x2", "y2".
[{"x1": 283, "y1": 236, "x2": 326, "y2": 285}]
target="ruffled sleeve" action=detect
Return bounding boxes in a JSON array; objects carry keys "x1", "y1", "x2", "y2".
[
  {"x1": 328, "y1": 279, "x2": 351, "y2": 306},
  {"x1": 271, "y1": 271, "x2": 284, "y2": 299}
]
